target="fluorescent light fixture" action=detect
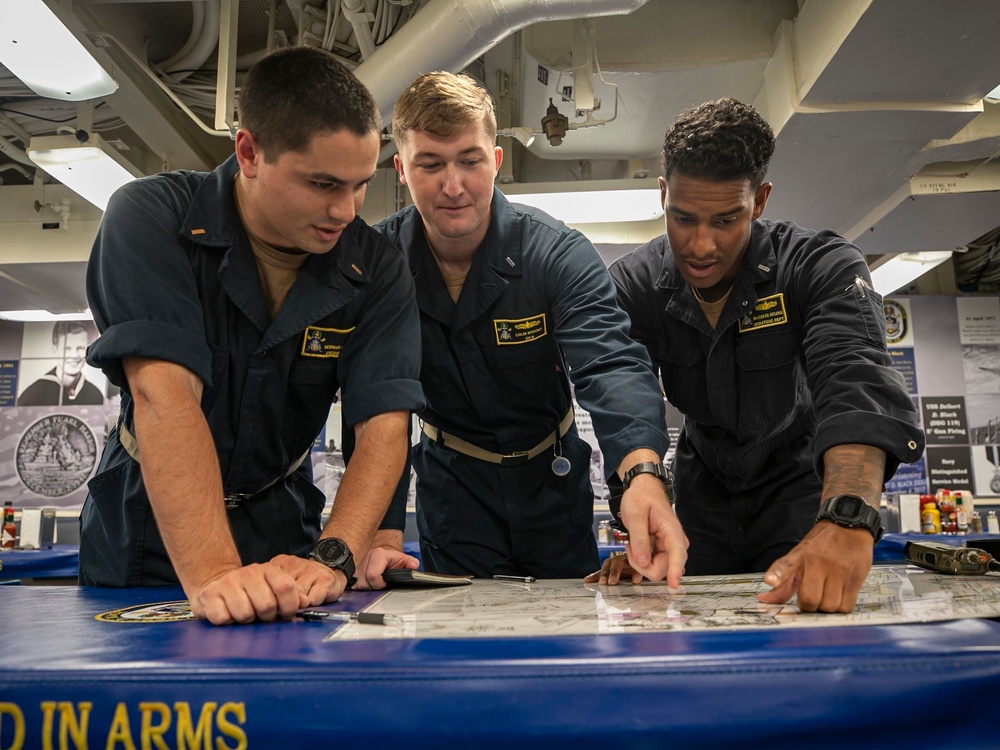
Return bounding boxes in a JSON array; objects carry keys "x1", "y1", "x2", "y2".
[
  {"x1": 870, "y1": 251, "x2": 953, "y2": 295},
  {"x1": 0, "y1": 309, "x2": 93, "y2": 322},
  {"x1": 0, "y1": 0, "x2": 118, "y2": 101},
  {"x1": 28, "y1": 133, "x2": 143, "y2": 211},
  {"x1": 500, "y1": 179, "x2": 663, "y2": 224}
]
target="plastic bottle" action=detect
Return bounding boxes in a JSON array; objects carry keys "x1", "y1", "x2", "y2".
[
  {"x1": 597, "y1": 520, "x2": 611, "y2": 545},
  {"x1": 921, "y1": 502, "x2": 941, "y2": 534},
  {"x1": 1, "y1": 502, "x2": 15, "y2": 549},
  {"x1": 939, "y1": 491, "x2": 957, "y2": 534},
  {"x1": 971, "y1": 511, "x2": 983, "y2": 534},
  {"x1": 955, "y1": 495, "x2": 969, "y2": 535},
  {"x1": 988, "y1": 511, "x2": 1000, "y2": 535}
]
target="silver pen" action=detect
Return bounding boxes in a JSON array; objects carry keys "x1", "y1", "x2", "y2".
[
  {"x1": 299, "y1": 610, "x2": 402, "y2": 626},
  {"x1": 493, "y1": 574, "x2": 537, "y2": 583}
]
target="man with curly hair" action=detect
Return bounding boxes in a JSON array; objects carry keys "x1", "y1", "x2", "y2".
[{"x1": 598, "y1": 98, "x2": 924, "y2": 612}]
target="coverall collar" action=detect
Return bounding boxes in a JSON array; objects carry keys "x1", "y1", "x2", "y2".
[{"x1": 178, "y1": 154, "x2": 369, "y2": 347}]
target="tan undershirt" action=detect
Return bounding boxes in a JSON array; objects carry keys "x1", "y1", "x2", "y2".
[
  {"x1": 692, "y1": 286, "x2": 733, "y2": 330},
  {"x1": 234, "y1": 178, "x2": 309, "y2": 318},
  {"x1": 428, "y1": 245, "x2": 469, "y2": 304}
]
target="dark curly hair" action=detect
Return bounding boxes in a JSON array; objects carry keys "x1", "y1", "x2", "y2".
[{"x1": 662, "y1": 97, "x2": 775, "y2": 188}]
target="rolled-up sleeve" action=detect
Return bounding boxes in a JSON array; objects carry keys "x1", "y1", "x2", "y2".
[
  {"x1": 338, "y1": 235, "x2": 425, "y2": 427},
  {"x1": 86, "y1": 179, "x2": 213, "y2": 389}
]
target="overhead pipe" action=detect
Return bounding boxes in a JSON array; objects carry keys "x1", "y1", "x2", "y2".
[
  {"x1": 354, "y1": 0, "x2": 650, "y2": 121},
  {"x1": 158, "y1": 1, "x2": 205, "y2": 72},
  {"x1": 164, "y1": 0, "x2": 221, "y2": 82},
  {"x1": 0, "y1": 134, "x2": 34, "y2": 166},
  {"x1": 342, "y1": 0, "x2": 377, "y2": 62}
]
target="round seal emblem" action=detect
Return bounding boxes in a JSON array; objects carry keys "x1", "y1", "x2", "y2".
[
  {"x1": 96, "y1": 600, "x2": 195, "y2": 623},
  {"x1": 16, "y1": 413, "x2": 97, "y2": 497},
  {"x1": 883, "y1": 300, "x2": 908, "y2": 345}
]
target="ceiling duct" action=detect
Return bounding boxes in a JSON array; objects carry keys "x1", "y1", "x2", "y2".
[{"x1": 353, "y1": 0, "x2": 650, "y2": 121}]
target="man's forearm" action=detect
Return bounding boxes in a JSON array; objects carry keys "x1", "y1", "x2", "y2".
[
  {"x1": 323, "y1": 410, "x2": 410, "y2": 559},
  {"x1": 128, "y1": 362, "x2": 241, "y2": 597},
  {"x1": 820, "y1": 444, "x2": 887, "y2": 509},
  {"x1": 371, "y1": 528, "x2": 404, "y2": 552}
]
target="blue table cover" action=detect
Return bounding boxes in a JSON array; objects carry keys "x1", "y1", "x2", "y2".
[
  {"x1": 0, "y1": 544, "x2": 79, "y2": 580},
  {"x1": 2, "y1": 583, "x2": 999, "y2": 748}
]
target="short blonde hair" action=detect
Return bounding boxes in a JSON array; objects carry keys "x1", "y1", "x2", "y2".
[{"x1": 392, "y1": 71, "x2": 497, "y2": 148}]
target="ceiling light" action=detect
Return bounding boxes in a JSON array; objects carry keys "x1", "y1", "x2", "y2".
[
  {"x1": 501, "y1": 179, "x2": 663, "y2": 224},
  {"x1": 0, "y1": 0, "x2": 118, "y2": 101},
  {"x1": 870, "y1": 251, "x2": 954, "y2": 295},
  {"x1": 500, "y1": 126, "x2": 537, "y2": 148},
  {"x1": 0, "y1": 309, "x2": 93, "y2": 322},
  {"x1": 27, "y1": 132, "x2": 143, "y2": 211}
]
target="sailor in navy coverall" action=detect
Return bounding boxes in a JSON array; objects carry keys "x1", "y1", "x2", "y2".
[
  {"x1": 80, "y1": 48, "x2": 424, "y2": 625},
  {"x1": 352, "y1": 72, "x2": 686, "y2": 587},
  {"x1": 602, "y1": 97, "x2": 923, "y2": 613},
  {"x1": 612, "y1": 221, "x2": 924, "y2": 573}
]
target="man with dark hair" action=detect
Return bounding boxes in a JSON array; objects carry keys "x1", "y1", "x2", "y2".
[
  {"x1": 600, "y1": 98, "x2": 924, "y2": 612},
  {"x1": 350, "y1": 71, "x2": 686, "y2": 588},
  {"x1": 17, "y1": 320, "x2": 103, "y2": 406},
  {"x1": 81, "y1": 46, "x2": 424, "y2": 625}
]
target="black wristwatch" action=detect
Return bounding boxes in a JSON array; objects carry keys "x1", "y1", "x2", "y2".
[
  {"x1": 309, "y1": 537, "x2": 357, "y2": 587},
  {"x1": 815, "y1": 494, "x2": 884, "y2": 543},
  {"x1": 622, "y1": 461, "x2": 674, "y2": 498}
]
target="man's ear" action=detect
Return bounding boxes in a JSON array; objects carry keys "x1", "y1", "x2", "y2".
[
  {"x1": 393, "y1": 153, "x2": 407, "y2": 186},
  {"x1": 752, "y1": 182, "x2": 772, "y2": 220},
  {"x1": 234, "y1": 129, "x2": 261, "y2": 178},
  {"x1": 494, "y1": 145, "x2": 503, "y2": 175}
]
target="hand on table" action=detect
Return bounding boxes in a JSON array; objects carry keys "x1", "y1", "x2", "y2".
[
  {"x1": 586, "y1": 474, "x2": 688, "y2": 588},
  {"x1": 189, "y1": 562, "x2": 308, "y2": 625},
  {"x1": 583, "y1": 552, "x2": 643, "y2": 585},
  {"x1": 353, "y1": 546, "x2": 420, "y2": 590},
  {"x1": 756, "y1": 521, "x2": 874, "y2": 613},
  {"x1": 269, "y1": 554, "x2": 350, "y2": 608}
]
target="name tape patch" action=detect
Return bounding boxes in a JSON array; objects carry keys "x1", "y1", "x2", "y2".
[
  {"x1": 738, "y1": 293, "x2": 788, "y2": 332},
  {"x1": 301, "y1": 325, "x2": 356, "y2": 358},
  {"x1": 494, "y1": 313, "x2": 547, "y2": 345}
]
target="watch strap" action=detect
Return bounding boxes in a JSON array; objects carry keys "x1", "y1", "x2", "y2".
[
  {"x1": 611, "y1": 461, "x2": 674, "y2": 533},
  {"x1": 815, "y1": 494, "x2": 884, "y2": 543}
]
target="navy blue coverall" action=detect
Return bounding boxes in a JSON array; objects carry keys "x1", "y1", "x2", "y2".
[
  {"x1": 374, "y1": 189, "x2": 669, "y2": 578},
  {"x1": 80, "y1": 155, "x2": 424, "y2": 586},
  {"x1": 610, "y1": 219, "x2": 924, "y2": 574}
]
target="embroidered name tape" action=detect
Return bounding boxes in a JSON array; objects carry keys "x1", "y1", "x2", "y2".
[
  {"x1": 301, "y1": 325, "x2": 356, "y2": 358},
  {"x1": 738, "y1": 293, "x2": 788, "y2": 332},
  {"x1": 494, "y1": 313, "x2": 547, "y2": 345}
]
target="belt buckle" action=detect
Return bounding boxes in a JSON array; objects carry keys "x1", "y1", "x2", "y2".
[
  {"x1": 224, "y1": 493, "x2": 251, "y2": 510},
  {"x1": 500, "y1": 451, "x2": 530, "y2": 467}
]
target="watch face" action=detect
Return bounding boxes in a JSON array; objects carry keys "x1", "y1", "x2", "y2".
[
  {"x1": 834, "y1": 494, "x2": 864, "y2": 519},
  {"x1": 313, "y1": 537, "x2": 350, "y2": 566}
]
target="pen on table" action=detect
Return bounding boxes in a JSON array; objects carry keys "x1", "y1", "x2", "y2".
[
  {"x1": 493, "y1": 574, "x2": 536, "y2": 583},
  {"x1": 299, "y1": 610, "x2": 402, "y2": 626}
]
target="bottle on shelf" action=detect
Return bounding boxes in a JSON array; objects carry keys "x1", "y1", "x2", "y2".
[
  {"x1": 921, "y1": 501, "x2": 941, "y2": 534},
  {"x1": 939, "y1": 490, "x2": 957, "y2": 534},
  {"x1": 988, "y1": 511, "x2": 1000, "y2": 535},
  {"x1": 597, "y1": 520, "x2": 611, "y2": 545},
  {"x1": 1, "y1": 502, "x2": 16, "y2": 550},
  {"x1": 970, "y1": 510, "x2": 983, "y2": 534},
  {"x1": 955, "y1": 494, "x2": 969, "y2": 535}
]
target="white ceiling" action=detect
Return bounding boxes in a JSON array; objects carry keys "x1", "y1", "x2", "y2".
[{"x1": 2, "y1": 0, "x2": 1000, "y2": 313}]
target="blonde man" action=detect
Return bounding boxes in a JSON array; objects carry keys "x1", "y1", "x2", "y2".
[{"x1": 352, "y1": 72, "x2": 687, "y2": 586}]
